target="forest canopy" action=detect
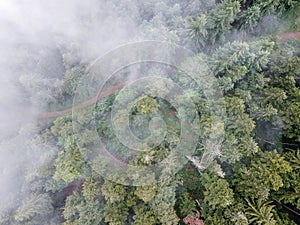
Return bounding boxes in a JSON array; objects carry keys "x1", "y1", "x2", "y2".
[{"x1": 0, "y1": 0, "x2": 300, "y2": 225}]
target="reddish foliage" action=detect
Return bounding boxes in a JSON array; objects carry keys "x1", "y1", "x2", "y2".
[
  {"x1": 64, "y1": 179, "x2": 84, "y2": 196},
  {"x1": 183, "y1": 211, "x2": 205, "y2": 225}
]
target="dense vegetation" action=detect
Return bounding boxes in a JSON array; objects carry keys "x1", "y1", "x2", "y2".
[{"x1": 1, "y1": 0, "x2": 300, "y2": 224}]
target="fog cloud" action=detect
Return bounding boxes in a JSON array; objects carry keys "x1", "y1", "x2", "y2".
[{"x1": 0, "y1": 0, "x2": 138, "y2": 215}]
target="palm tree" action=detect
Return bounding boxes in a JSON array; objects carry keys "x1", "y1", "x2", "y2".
[{"x1": 245, "y1": 197, "x2": 276, "y2": 225}]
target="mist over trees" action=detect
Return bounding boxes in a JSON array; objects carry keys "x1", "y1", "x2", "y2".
[{"x1": 0, "y1": 0, "x2": 300, "y2": 224}]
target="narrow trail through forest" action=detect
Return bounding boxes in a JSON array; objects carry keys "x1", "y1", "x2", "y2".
[{"x1": 37, "y1": 31, "x2": 300, "y2": 119}]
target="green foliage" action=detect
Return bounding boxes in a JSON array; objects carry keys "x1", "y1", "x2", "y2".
[
  {"x1": 14, "y1": 194, "x2": 53, "y2": 224},
  {"x1": 231, "y1": 211, "x2": 249, "y2": 225},
  {"x1": 101, "y1": 180, "x2": 127, "y2": 203},
  {"x1": 135, "y1": 184, "x2": 157, "y2": 202},
  {"x1": 189, "y1": 0, "x2": 299, "y2": 47},
  {"x1": 63, "y1": 191, "x2": 104, "y2": 225},
  {"x1": 53, "y1": 135, "x2": 87, "y2": 183},
  {"x1": 201, "y1": 172, "x2": 234, "y2": 210},
  {"x1": 133, "y1": 204, "x2": 157, "y2": 225},
  {"x1": 62, "y1": 65, "x2": 85, "y2": 97},
  {"x1": 179, "y1": 165, "x2": 202, "y2": 194},
  {"x1": 239, "y1": 5, "x2": 261, "y2": 31},
  {"x1": 189, "y1": 14, "x2": 208, "y2": 47},
  {"x1": 82, "y1": 178, "x2": 101, "y2": 200},
  {"x1": 221, "y1": 96, "x2": 258, "y2": 163},
  {"x1": 272, "y1": 209, "x2": 298, "y2": 225},
  {"x1": 189, "y1": 0, "x2": 241, "y2": 47},
  {"x1": 281, "y1": 2, "x2": 300, "y2": 31},
  {"x1": 135, "y1": 96, "x2": 159, "y2": 116},
  {"x1": 150, "y1": 181, "x2": 180, "y2": 225},
  {"x1": 104, "y1": 202, "x2": 128, "y2": 225},
  {"x1": 206, "y1": 1, "x2": 240, "y2": 43},
  {"x1": 273, "y1": 150, "x2": 300, "y2": 209},
  {"x1": 203, "y1": 208, "x2": 231, "y2": 225},
  {"x1": 253, "y1": 0, "x2": 298, "y2": 16},
  {"x1": 177, "y1": 192, "x2": 196, "y2": 217},
  {"x1": 235, "y1": 150, "x2": 292, "y2": 199},
  {"x1": 245, "y1": 198, "x2": 276, "y2": 225},
  {"x1": 50, "y1": 115, "x2": 73, "y2": 141},
  {"x1": 280, "y1": 100, "x2": 300, "y2": 141}
]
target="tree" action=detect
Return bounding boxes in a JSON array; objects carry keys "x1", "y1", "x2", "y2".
[
  {"x1": 53, "y1": 135, "x2": 87, "y2": 183},
  {"x1": 273, "y1": 150, "x2": 300, "y2": 209},
  {"x1": 63, "y1": 191, "x2": 104, "y2": 225},
  {"x1": 201, "y1": 172, "x2": 234, "y2": 210},
  {"x1": 104, "y1": 202, "x2": 128, "y2": 225},
  {"x1": 189, "y1": 1, "x2": 241, "y2": 48},
  {"x1": 14, "y1": 194, "x2": 53, "y2": 225},
  {"x1": 133, "y1": 204, "x2": 157, "y2": 225},
  {"x1": 177, "y1": 192, "x2": 196, "y2": 217},
  {"x1": 235, "y1": 150, "x2": 292, "y2": 199},
  {"x1": 245, "y1": 197, "x2": 276, "y2": 225}
]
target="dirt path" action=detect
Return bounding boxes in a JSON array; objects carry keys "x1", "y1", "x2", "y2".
[
  {"x1": 279, "y1": 31, "x2": 300, "y2": 42},
  {"x1": 38, "y1": 82, "x2": 127, "y2": 118},
  {"x1": 37, "y1": 31, "x2": 300, "y2": 119}
]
